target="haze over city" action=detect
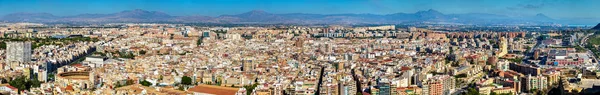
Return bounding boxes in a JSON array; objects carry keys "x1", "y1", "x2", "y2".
[
  {"x1": 1, "y1": 0, "x2": 600, "y2": 25},
  {"x1": 1, "y1": 0, "x2": 600, "y2": 95}
]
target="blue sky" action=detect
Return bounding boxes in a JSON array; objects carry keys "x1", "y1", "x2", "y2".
[{"x1": 0, "y1": 0, "x2": 598, "y2": 19}]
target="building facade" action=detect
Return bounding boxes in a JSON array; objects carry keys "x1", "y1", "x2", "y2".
[{"x1": 5, "y1": 41, "x2": 32, "y2": 64}]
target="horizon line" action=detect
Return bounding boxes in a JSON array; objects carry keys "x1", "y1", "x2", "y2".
[{"x1": 2, "y1": 8, "x2": 558, "y2": 18}]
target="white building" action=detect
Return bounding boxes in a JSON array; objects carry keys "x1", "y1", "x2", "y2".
[
  {"x1": 0, "y1": 84, "x2": 18, "y2": 94},
  {"x1": 84, "y1": 56, "x2": 107, "y2": 67},
  {"x1": 6, "y1": 41, "x2": 31, "y2": 64}
]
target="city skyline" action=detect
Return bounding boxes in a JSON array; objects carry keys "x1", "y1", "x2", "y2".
[{"x1": 2, "y1": 1, "x2": 600, "y2": 94}]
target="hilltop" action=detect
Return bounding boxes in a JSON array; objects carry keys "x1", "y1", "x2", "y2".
[{"x1": 593, "y1": 23, "x2": 600, "y2": 30}]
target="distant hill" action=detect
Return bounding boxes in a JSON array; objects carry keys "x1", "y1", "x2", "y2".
[
  {"x1": 593, "y1": 23, "x2": 600, "y2": 30},
  {"x1": 2, "y1": 12, "x2": 59, "y2": 22},
  {"x1": 0, "y1": 9, "x2": 570, "y2": 25}
]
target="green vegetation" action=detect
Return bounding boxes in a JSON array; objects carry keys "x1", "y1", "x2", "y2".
[
  {"x1": 332, "y1": 63, "x2": 339, "y2": 70},
  {"x1": 114, "y1": 81, "x2": 123, "y2": 88},
  {"x1": 575, "y1": 46, "x2": 587, "y2": 52},
  {"x1": 505, "y1": 57, "x2": 523, "y2": 63},
  {"x1": 140, "y1": 80, "x2": 152, "y2": 86},
  {"x1": 126, "y1": 79, "x2": 135, "y2": 85},
  {"x1": 0, "y1": 37, "x2": 99, "y2": 49},
  {"x1": 116, "y1": 51, "x2": 135, "y2": 59},
  {"x1": 48, "y1": 74, "x2": 55, "y2": 81},
  {"x1": 428, "y1": 71, "x2": 446, "y2": 75},
  {"x1": 588, "y1": 35, "x2": 600, "y2": 45},
  {"x1": 455, "y1": 79, "x2": 465, "y2": 88},
  {"x1": 197, "y1": 37, "x2": 204, "y2": 46},
  {"x1": 0, "y1": 78, "x2": 7, "y2": 83},
  {"x1": 114, "y1": 79, "x2": 135, "y2": 88},
  {"x1": 550, "y1": 46, "x2": 587, "y2": 52},
  {"x1": 242, "y1": 35, "x2": 253, "y2": 39},
  {"x1": 8, "y1": 76, "x2": 41, "y2": 93},
  {"x1": 181, "y1": 76, "x2": 192, "y2": 85},
  {"x1": 0, "y1": 42, "x2": 5, "y2": 49},
  {"x1": 451, "y1": 62, "x2": 459, "y2": 67},
  {"x1": 490, "y1": 92, "x2": 513, "y2": 95},
  {"x1": 466, "y1": 87, "x2": 480, "y2": 95},
  {"x1": 178, "y1": 85, "x2": 185, "y2": 91},
  {"x1": 215, "y1": 79, "x2": 222, "y2": 86},
  {"x1": 139, "y1": 50, "x2": 147, "y2": 55},
  {"x1": 525, "y1": 41, "x2": 534, "y2": 44},
  {"x1": 213, "y1": 30, "x2": 228, "y2": 34},
  {"x1": 454, "y1": 74, "x2": 468, "y2": 78},
  {"x1": 446, "y1": 49, "x2": 455, "y2": 66},
  {"x1": 243, "y1": 83, "x2": 259, "y2": 95},
  {"x1": 114, "y1": 80, "x2": 135, "y2": 88},
  {"x1": 551, "y1": 36, "x2": 566, "y2": 39},
  {"x1": 586, "y1": 32, "x2": 600, "y2": 57},
  {"x1": 93, "y1": 51, "x2": 106, "y2": 56}
]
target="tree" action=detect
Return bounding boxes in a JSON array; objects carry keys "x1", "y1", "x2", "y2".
[
  {"x1": 530, "y1": 89, "x2": 538, "y2": 93},
  {"x1": 500, "y1": 92, "x2": 512, "y2": 95},
  {"x1": 243, "y1": 83, "x2": 259, "y2": 95},
  {"x1": 466, "y1": 87, "x2": 480, "y2": 95},
  {"x1": 0, "y1": 42, "x2": 6, "y2": 49},
  {"x1": 333, "y1": 63, "x2": 339, "y2": 70},
  {"x1": 0, "y1": 78, "x2": 7, "y2": 83},
  {"x1": 508, "y1": 57, "x2": 523, "y2": 63},
  {"x1": 118, "y1": 51, "x2": 135, "y2": 59},
  {"x1": 8, "y1": 76, "x2": 26, "y2": 92},
  {"x1": 454, "y1": 74, "x2": 468, "y2": 78},
  {"x1": 115, "y1": 81, "x2": 123, "y2": 88},
  {"x1": 181, "y1": 76, "x2": 192, "y2": 85},
  {"x1": 8, "y1": 76, "x2": 41, "y2": 93},
  {"x1": 139, "y1": 50, "x2": 147, "y2": 55},
  {"x1": 48, "y1": 74, "x2": 55, "y2": 81},
  {"x1": 216, "y1": 79, "x2": 222, "y2": 86},
  {"x1": 490, "y1": 92, "x2": 498, "y2": 95},
  {"x1": 140, "y1": 80, "x2": 152, "y2": 86},
  {"x1": 178, "y1": 85, "x2": 185, "y2": 91},
  {"x1": 126, "y1": 79, "x2": 135, "y2": 85},
  {"x1": 30, "y1": 79, "x2": 41, "y2": 88},
  {"x1": 197, "y1": 37, "x2": 204, "y2": 46}
]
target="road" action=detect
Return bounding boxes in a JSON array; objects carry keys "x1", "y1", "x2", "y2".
[
  {"x1": 579, "y1": 33, "x2": 600, "y2": 69},
  {"x1": 451, "y1": 72, "x2": 485, "y2": 95},
  {"x1": 521, "y1": 35, "x2": 541, "y2": 64},
  {"x1": 580, "y1": 33, "x2": 593, "y2": 47}
]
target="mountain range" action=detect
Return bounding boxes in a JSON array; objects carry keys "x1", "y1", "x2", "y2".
[
  {"x1": 593, "y1": 23, "x2": 600, "y2": 30},
  {"x1": 0, "y1": 9, "x2": 596, "y2": 25}
]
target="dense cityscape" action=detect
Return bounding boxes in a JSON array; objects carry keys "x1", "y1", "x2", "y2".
[
  {"x1": 0, "y1": 22, "x2": 598, "y2": 95},
  {"x1": 1, "y1": 0, "x2": 600, "y2": 95}
]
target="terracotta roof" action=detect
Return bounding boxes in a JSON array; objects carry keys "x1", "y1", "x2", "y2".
[
  {"x1": 115, "y1": 84, "x2": 144, "y2": 94},
  {"x1": 0, "y1": 84, "x2": 17, "y2": 91},
  {"x1": 188, "y1": 84, "x2": 240, "y2": 95},
  {"x1": 65, "y1": 85, "x2": 74, "y2": 91},
  {"x1": 71, "y1": 63, "x2": 83, "y2": 67}
]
